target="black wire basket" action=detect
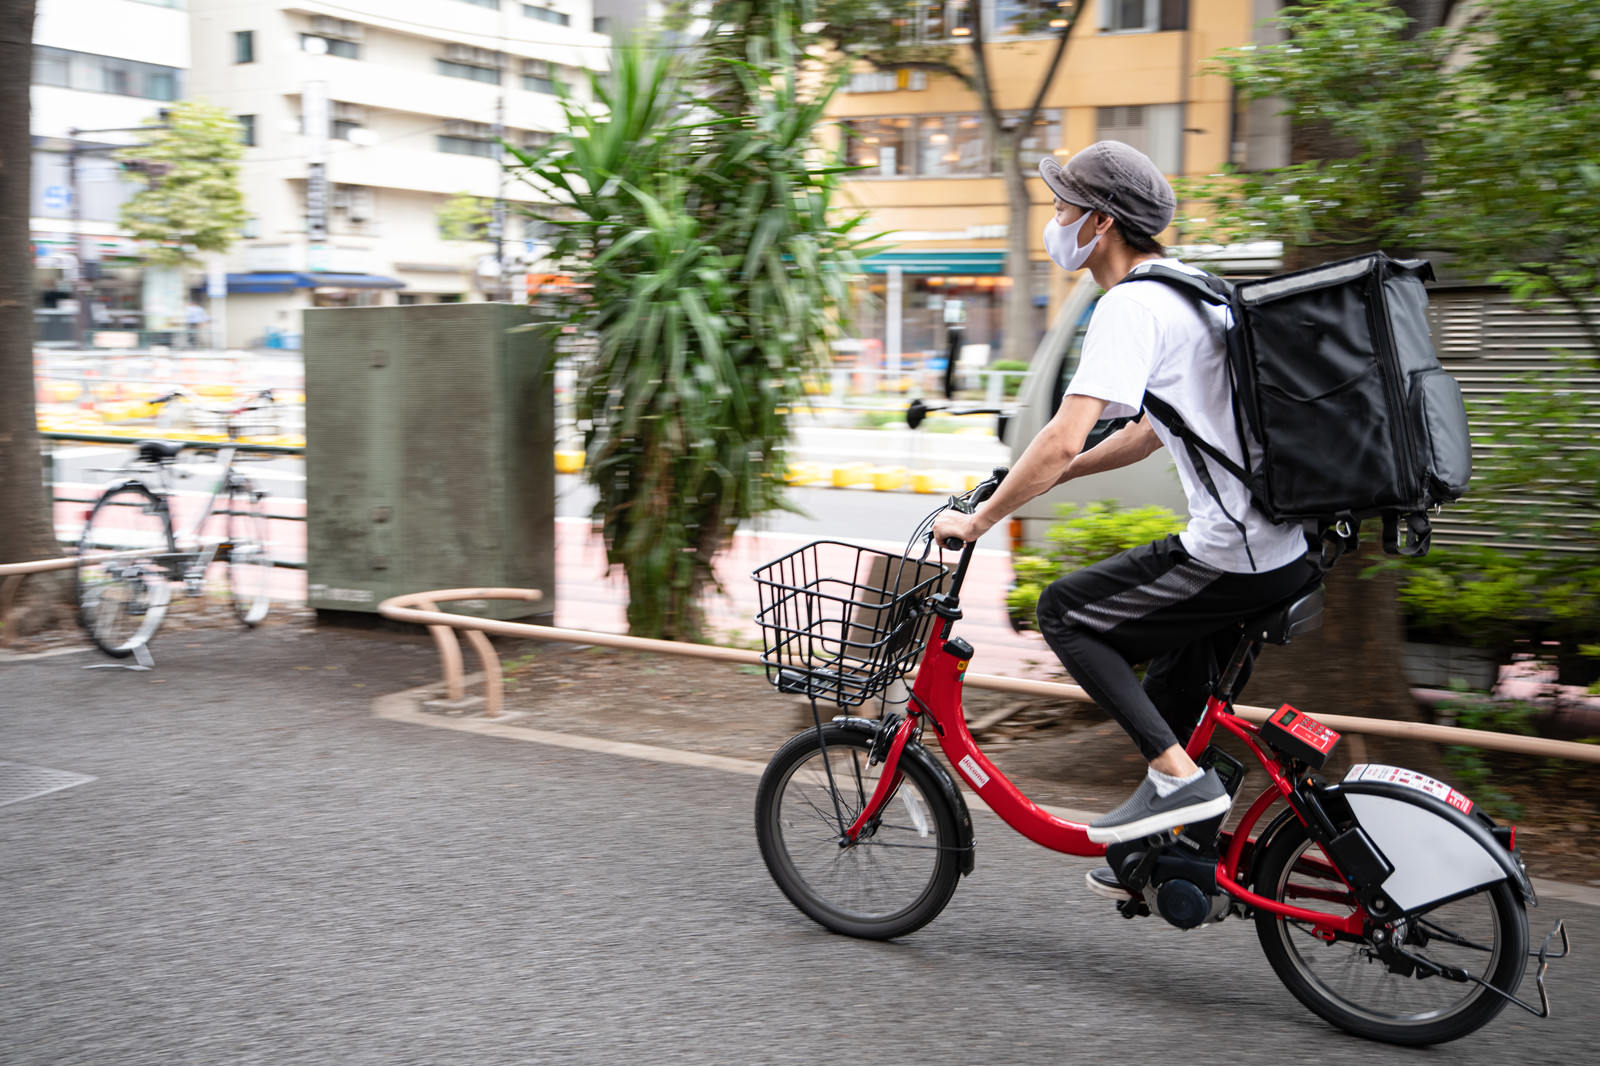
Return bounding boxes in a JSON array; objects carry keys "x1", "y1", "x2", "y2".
[{"x1": 752, "y1": 540, "x2": 951, "y2": 707}]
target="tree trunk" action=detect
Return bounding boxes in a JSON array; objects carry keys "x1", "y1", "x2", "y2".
[
  {"x1": 1000, "y1": 155, "x2": 1036, "y2": 364},
  {"x1": 0, "y1": 0, "x2": 72, "y2": 635}
]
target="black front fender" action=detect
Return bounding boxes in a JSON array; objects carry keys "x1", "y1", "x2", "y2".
[{"x1": 833, "y1": 716, "x2": 976, "y2": 876}]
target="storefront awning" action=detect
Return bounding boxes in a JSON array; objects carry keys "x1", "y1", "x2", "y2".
[
  {"x1": 859, "y1": 251, "x2": 1008, "y2": 276},
  {"x1": 227, "y1": 272, "x2": 407, "y2": 294}
]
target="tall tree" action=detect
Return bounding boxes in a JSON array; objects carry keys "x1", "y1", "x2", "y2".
[
  {"x1": 116, "y1": 100, "x2": 247, "y2": 266},
  {"x1": 1180, "y1": 0, "x2": 1600, "y2": 728},
  {"x1": 0, "y1": 0, "x2": 70, "y2": 635},
  {"x1": 516, "y1": 3, "x2": 868, "y2": 640},
  {"x1": 813, "y1": 1, "x2": 1085, "y2": 364}
]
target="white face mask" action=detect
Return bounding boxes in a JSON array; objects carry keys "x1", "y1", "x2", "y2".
[{"x1": 1043, "y1": 212, "x2": 1100, "y2": 272}]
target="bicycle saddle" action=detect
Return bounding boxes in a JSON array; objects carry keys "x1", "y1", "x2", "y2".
[
  {"x1": 1252, "y1": 585, "x2": 1324, "y2": 645},
  {"x1": 136, "y1": 440, "x2": 183, "y2": 463}
]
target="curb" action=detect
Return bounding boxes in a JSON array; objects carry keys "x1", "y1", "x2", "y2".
[{"x1": 371, "y1": 678, "x2": 1600, "y2": 908}]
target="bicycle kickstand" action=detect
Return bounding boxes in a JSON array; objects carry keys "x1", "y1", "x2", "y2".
[{"x1": 84, "y1": 642, "x2": 156, "y2": 671}]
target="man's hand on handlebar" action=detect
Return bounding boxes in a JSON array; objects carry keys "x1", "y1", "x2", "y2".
[{"x1": 932, "y1": 510, "x2": 987, "y2": 551}]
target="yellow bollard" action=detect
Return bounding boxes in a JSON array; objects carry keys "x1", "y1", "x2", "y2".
[
  {"x1": 870, "y1": 466, "x2": 909, "y2": 492},
  {"x1": 554, "y1": 450, "x2": 585, "y2": 475},
  {"x1": 832, "y1": 462, "x2": 869, "y2": 488},
  {"x1": 913, "y1": 471, "x2": 960, "y2": 495}
]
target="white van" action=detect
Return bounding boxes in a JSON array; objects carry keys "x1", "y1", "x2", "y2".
[{"x1": 998, "y1": 271, "x2": 1187, "y2": 548}]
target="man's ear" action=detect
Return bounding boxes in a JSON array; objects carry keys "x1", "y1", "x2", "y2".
[{"x1": 1094, "y1": 212, "x2": 1117, "y2": 237}]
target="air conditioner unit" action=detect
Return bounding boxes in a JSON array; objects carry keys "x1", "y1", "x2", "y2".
[
  {"x1": 331, "y1": 101, "x2": 364, "y2": 122},
  {"x1": 445, "y1": 43, "x2": 474, "y2": 62},
  {"x1": 331, "y1": 189, "x2": 352, "y2": 210},
  {"x1": 311, "y1": 16, "x2": 361, "y2": 40}
]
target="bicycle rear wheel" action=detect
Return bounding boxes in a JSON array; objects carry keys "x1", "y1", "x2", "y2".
[
  {"x1": 755, "y1": 723, "x2": 962, "y2": 940},
  {"x1": 76, "y1": 483, "x2": 176, "y2": 657},
  {"x1": 1254, "y1": 820, "x2": 1526, "y2": 1045},
  {"x1": 224, "y1": 484, "x2": 272, "y2": 626}
]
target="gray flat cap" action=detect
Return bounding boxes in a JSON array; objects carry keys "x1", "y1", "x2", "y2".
[{"x1": 1039, "y1": 141, "x2": 1176, "y2": 237}]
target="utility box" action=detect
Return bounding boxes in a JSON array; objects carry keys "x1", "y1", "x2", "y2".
[{"x1": 303, "y1": 303, "x2": 554, "y2": 622}]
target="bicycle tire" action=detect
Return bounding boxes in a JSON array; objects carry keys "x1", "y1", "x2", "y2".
[
  {"x1": 755, "y1": 723, "x2": 962, "y2": 940},
  {"x1": 224, "y1": 484, "x2": 272, "y2": 626},
  {"x1": 76, "y1": 482, "x2": 177, "y2": 658},
  {"x1": 1254, "y1": 819, "x2": 1526, "y2": 1045}
]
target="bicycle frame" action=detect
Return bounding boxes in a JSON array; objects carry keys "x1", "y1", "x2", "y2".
[
  {"x1": 146, "y1": 443, "x2": 248, "y2": 579},
  {"x1": 848, "y1": 565, "x2": 1367, "y2": 938}
]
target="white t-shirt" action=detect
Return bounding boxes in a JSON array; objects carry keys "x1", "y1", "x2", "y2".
[{"x1": 1065, "y1": 258, "x2": 1308, "y2": 574}]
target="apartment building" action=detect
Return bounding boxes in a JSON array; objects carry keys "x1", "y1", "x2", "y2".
[
  {"x1": 187, "y1": 0, "x2": 608, "y2": 346},
  {"x1": 30, "y1": 0, "x2": 192, "y2": 343},
  {"x1": 826, "y1": 0, "x2": 1283, "y2": 361}
]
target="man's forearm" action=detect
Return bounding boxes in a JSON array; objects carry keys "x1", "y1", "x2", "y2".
[{"x1": 1056, "y1": 420, "x2": 1160, "y2": 485}]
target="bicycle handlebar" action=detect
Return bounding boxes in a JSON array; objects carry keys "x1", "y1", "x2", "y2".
[
  {"x1": 153, "y1": 387, "x2": 276, "y2": 417},
  {"x1": 939, "y1": 466, "x2": 1008, "y2": 552},
  {"x1": 935, "y1": 466, "x2": 1008, "y2": 600}
]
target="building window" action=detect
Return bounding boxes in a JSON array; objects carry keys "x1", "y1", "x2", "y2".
[
  {"x1": 524, "y1": 5, "x2": 570, "y2": 25},
  {"x1": 302, "y1": 34, "x2": 360, "y2": 59},
  {"x1": 101, "y1": 60, "x2": 132, "y2": 95},
  {"x1": 1102, "y1": 0, "x2": 1186, "y2": 33},
  {"x1": 31, "y1": 45, "x2": 184, "y2": 100},
  {"x1": 1013, "y1": 108, "x2": 1061, "y2": 168},
  {"x1": 237, "y1": 114, "x2": 256, "y2": 147},
  {"x1": 522, "y1": 59, "x2": 562, "y2": 94},
  {"x1": 1096, "y1": 104, "x2": 1182, "y2": 173},
  {"x1": 994, "y1": 0, "x2": 1062, "y2": 37},
  {"x1": 235, "y1": 30, "x2": 254, "y2": 64},
  {"x1": 915, "y1": 114, "x2": 987, "y2": 177},
  {"x1": 145, "y1": 69, "x2": 177, "y2": 101},
  {"x1": 438, "y1": 134, "x2": 499, "y2": 157},
  {"x1": 458, "y1": 0, "x2": 500, "y2": 7},
  {"x1": 438, "y1": 59, "x2": 502, "y2": 84},
  {"x1": 843, "y1": 116, "x2": 916, "y2": 177}
]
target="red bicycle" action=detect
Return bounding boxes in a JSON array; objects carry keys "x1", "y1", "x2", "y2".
[{"x1": 752, "y1": 468, "x2": 1566, "y2": 1046}]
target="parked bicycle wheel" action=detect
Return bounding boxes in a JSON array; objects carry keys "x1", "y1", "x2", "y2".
[
  {"x1": 224, "y1": 483, "x2": 272, "y2": 626},
  {"x1": 755, "y1": 723, "x2": 962, "y2": 940},
  {"x1": 1254, "y1": 819, "x2": 1526, "y2": 1045},
  {"x1": 76, "y1": 482, "x2": 177, "y2": 657}
]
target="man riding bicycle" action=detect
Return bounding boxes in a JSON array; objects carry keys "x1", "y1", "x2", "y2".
[{"x1": 931, "y1": 141, "x2": 1320, "y2": 891}]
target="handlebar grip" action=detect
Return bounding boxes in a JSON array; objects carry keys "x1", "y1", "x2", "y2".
[{"x1": 941, "y1": 536, "x2": 966, "y2": 552}]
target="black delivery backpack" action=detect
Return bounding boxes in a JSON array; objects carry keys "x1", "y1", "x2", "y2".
[{"x1": 1124, "y1": 252, "x2": 1473, "y2": 562}]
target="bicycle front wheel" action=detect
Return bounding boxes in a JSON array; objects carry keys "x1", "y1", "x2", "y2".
[
  {"x1": 1254, "y1": 819, "x2": 1527, "y2": 1045},
  {"x1": 76, "y1": 483, "x2": 176, "y2": 657},
  {"x1": 755, "y1": 723, "x2": 962, "y2": 940},
  {"x1": 224, "y1": 484, "x2": 272, "y2": 626}
]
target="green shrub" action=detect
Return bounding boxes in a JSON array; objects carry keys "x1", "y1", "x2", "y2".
[{"x1": 1008, "y1": 501, "x2": 1188, "y2": 629}]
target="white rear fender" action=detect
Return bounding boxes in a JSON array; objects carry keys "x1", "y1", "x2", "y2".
[{"x1": 1332, "y1": 776, "x2": 1533, "y2": 913}]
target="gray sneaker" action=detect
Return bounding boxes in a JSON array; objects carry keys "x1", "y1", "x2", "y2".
[{"x1": 1087, "y1": 770, "x2": 1232, "y2": 845}]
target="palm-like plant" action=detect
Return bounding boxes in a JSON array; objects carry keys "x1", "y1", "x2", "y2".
[{"x1": 515, "y1": 4, "x2": 869, "y2": 639}]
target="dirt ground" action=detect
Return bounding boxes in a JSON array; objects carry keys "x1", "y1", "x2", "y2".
[
  {"x1": 482, "y1": 640, "x2": 1600, "y2": 889},
  {"x1": 9, "y1": 608, "x2": 1596, "y2": 886}
]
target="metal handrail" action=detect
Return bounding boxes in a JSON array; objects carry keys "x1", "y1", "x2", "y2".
[{"x1": 375, "y1": 590, "x2": 1600, "y2": 763}]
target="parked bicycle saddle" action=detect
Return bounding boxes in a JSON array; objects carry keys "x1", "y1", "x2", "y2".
[
  {"x1": 1249, "y1": 584, "x2": 1324, "y2": 645},
  {"x1": 136, "y1": 440, "x2": 184, "y2": 464}
]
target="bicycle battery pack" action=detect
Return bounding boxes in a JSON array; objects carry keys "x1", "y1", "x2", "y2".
[{"x1": 1260, "y1": 704, "x2": 1339, "y2": 769}]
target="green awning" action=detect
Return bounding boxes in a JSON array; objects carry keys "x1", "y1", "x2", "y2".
[{"x1": 859, "y1": 250, "x2": 1007, "y2": 276}]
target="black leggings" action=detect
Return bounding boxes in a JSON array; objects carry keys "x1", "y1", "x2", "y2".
[{"x1": 1035, "y1": 535, "x2": 1318, "y2": 761}]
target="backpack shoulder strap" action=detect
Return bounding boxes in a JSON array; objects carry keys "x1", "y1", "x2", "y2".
[
  {"x1": 1142, "y1": 391, "x2": 1260, "y2": 571},
  {"x1": 1119, "y1": 264, "x2": 1234, "y2": 305}
]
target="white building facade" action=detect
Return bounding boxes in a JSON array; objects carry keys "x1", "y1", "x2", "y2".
[
  {"x1": 187, "y1": 0, "x2": 607, "y2": 347},
  {"x1": 30, "y1": 0, "x2": 192, "y2": 343}
]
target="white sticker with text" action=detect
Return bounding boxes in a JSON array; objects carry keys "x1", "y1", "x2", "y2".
[
  {"x1": 1345, "y1": 763, "x2": 1474, "y2": 815},
  {"x1": 958, "y1": 755, "x2": 990, "y2": 788}
]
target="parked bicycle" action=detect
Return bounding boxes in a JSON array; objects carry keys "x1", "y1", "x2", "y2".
[
  {"x1": 75, "y1": 388, "x2": 277, "y2": 661},
  {"x1": 751, "y1": 467, "x2": 1567, "y2": 1046}
]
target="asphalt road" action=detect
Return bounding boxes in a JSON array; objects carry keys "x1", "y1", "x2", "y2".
[{"x1": 3, "y1": 626, "x2": 1593, "y2": 1065}]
